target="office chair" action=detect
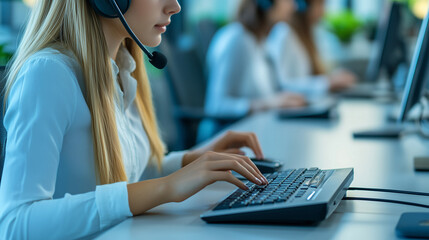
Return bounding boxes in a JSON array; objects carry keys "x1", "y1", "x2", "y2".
[
  {"x1": 193, "y1": 19, "x2": 219, "y2": 66},
  {"x1": 160, "y1": 39, "x2": 241, "y2": 150},
  {"x1": 0, "y1": 66, "x2": 7, "y2": 182}
]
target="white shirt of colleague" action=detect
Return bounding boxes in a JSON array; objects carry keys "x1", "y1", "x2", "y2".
[
  {"x1": 266, "y1": 22, "x2": 330, "y2": 98},
  {"x1": 205, "y1": 22, "x2": 278, "y2": 118}
]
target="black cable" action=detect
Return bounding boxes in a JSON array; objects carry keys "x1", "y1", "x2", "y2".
[
  {"x1": 347, "y1": 187, "x2": 429, "y2": 197},
  {"x1": 343, "y1": 197, "x2": 429, "y2": 209},
  {"x1": 109, "y1": 0, "x2": 153, "y2": 58}
]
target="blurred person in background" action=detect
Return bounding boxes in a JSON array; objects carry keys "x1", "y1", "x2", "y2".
[
  {"x1": 205, "y1": 0, "x2": 307, "y2": 119},
  {"x1": 267, "y1": 0, "x2": 357, "y2": 99}
]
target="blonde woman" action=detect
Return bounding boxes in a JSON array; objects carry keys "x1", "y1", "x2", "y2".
[{"x1": 0, "y1": 0, "x2": 269, "y2": 239}]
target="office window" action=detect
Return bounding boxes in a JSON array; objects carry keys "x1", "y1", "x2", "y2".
[
  {"x1": 184, "y1": 0, "x2": 240, "y2": 30},
  {"x1": 182, "y1": 0, "x2": 384, "y2": 33}
]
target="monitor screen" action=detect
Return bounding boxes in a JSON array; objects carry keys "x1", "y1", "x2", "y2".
[
  {"x1": 0, "y1": 65, "x2": 5, "y2": 182},
  {"x1": 366, "y1": 2, "x2": 407, "y2": 82},
  {"x1": 398, "y1": 8, "x2": 429, "y2": 122}
]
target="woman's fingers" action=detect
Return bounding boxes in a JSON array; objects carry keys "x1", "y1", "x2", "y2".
[
  {"x1": 206, "y1": 152, "x2": 267, "y2": 184},
  {"x1": 224, "y1": 131, "x2": 264, "y2": 159},
  {"x1": 201, "y1": 151, "x2": 268, "y2": 184},
  {"x1": 223, "y1": 149, "x2": 246, "y2": 155},
  {"x1": 208, "y1": 160, "x2": 264, "y2": 185},
  {"x1": 240, "y1": 154, "x2": 266, "y2": 181},
  {"x1": 249, "y1": 132, "x2": 264, "y2": 159},
  {"x1": 210, "y1": 171, "x2": 249, "y2": 190}
]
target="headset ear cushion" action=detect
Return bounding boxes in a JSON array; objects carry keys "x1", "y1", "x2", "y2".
[
  {"x1": 295, "y1": 0, "x2": 308, "y2": 12},
  {"x1": 89, "y1": 0, "x2": 131, "y2": 18},
  {"x1": 257, "y1": 0, "x2": 273, "y2": 11}
]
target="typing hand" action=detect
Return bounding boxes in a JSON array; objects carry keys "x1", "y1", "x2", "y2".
[
  {"x1": 163, "y1": 152, "x2": 268, "y2": 203},
  {"x1": 182, "y1": 131, "x2": 264, "y2": 167},
  {"x1": 329, "y1": 69, "x2": 357, "y2": 92},
  {"x1": 274, "y1": 92, "x2": 307, "y2": 109},
  {"x1": 251, "y1": 92, "x2": 307, "y2": 112}
]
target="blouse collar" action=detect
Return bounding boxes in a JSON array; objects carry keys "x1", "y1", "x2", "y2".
[{"x1": 110, "y1": 45, "x2": 138, "y2": 111}]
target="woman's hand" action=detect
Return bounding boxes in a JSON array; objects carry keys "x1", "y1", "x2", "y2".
[
  {"x1": 163, "y1": 151, "x2": 268, "y2": 203},
  {"x1": 328, "y1": 69, "x2": 357, "y2": 92},
  {"x1": 128, "y1": 132, "x2": 268, "y2": 215},
  {"x1": 251, "y1": 92, "x2": 307, "y2": 113},
  {"x1": 127, "y1": 151, "x2": 267, "y2": 215},
  {"x1": 182, "y1": 131, "x2": 264, "y2": 167}
]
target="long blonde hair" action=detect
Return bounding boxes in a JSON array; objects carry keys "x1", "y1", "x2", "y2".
[
  {"x1": 4, "y1": 0, "x2": 165, "y2": 184},
  {"x1": 289, "y1": 0, "x2": 326, "y2": 75}
]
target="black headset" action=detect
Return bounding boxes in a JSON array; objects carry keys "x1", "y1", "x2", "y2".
[
  {"x1": 256, "y1": 0, "x2": 273, "y2": 11},
  {"x1": 88, "y1": 0, "x2": 167, "y2": 69},
  {"x1": 256, "y1": 0, "x2": 307, "y2": 13},
  {"x1": 295, "y1": 0, "x2": 308, "y2": 12}
]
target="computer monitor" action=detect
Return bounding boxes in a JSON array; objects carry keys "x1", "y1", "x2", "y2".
[
  {"x1": 398, "y1": 8, "x2": 429, "y2": 122},
  {"x1": 0, "y1": 65, "x2": 5, "y2": 182},
  {"x1": 366, "y1": 2, "x2": 407, "y2": 83},
  {"x1": 352, "y1": 8, "x2": 429, "y2": 139}
]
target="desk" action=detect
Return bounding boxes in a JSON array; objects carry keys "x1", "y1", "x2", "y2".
[{"x1": 96, "y1": 100, "x2": 429, "y2": 240}]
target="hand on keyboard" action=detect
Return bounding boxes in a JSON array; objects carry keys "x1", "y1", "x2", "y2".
[
  {"x1": 214, "y1": 168, "x2": 322, "y2": 210},
  {"x1": 163, "y1": 152, "x2": 269, "y2": 203}
]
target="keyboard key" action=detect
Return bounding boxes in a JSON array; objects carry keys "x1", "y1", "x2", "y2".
[
  {"x1": 310, "y1": 172, "x2": 326, "y2": 188},
  {"x1": 268, "y1": 172, "x2": 278, "y2": 179}
]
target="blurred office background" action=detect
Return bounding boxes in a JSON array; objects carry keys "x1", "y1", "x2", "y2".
[{"x1": 0, "y1": 0, "x2": 427, "y2": 151}]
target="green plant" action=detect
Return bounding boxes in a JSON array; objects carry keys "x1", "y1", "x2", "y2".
[
  {"x1": 324, "y1": 11, "x2": 363, "y2": 44},
  {"x1": 0, "y1": 44, "x2": 13, "y2": 66}
]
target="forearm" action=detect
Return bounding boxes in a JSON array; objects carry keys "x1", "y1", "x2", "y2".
[
  {"x1": 0, "y1": 182, "x2": 132, "y2": 240},
  {"x1": 127, "y1": 177, "x2": 171, "y2": 216}
]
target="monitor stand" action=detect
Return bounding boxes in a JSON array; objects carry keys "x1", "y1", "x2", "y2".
[
  {"x1": 414, "y1": 157, "x2": 429, "y2": 171},
  {"x1": 341, "y1": 64, "x2": 407, "y2": 100},
  {"x1": 353, "y1": 125, "x2": 404, "y2": 139}
]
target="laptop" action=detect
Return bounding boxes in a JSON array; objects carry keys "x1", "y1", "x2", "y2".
[{"x1": 201, "y1": 167, "x2": 354, "y2": 224}]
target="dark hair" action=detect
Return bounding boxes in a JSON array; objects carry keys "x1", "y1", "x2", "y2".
[
  {"x1": 289, "y1": 0, "x2": 326, "y2": 75},
  {"x1": 237, "y1": 0, "x2": 274, "y2": 41}
]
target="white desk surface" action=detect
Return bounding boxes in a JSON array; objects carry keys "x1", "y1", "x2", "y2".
[{"x1": 96, "y1": 100, "x2": 429, "y2": 240}]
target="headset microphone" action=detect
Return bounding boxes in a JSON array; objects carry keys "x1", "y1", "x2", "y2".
[{"x1": 92, "y1": 0, "x2": 168, "y2": 69}]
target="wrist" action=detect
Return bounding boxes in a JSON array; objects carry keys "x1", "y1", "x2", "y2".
[
  {"x1": 182, "y1": 150, "x2": 201, "y2": 167},
  {"x1": 157, "y1": 176, "x2": 175, "y2": 203},
  {"x1": 127, "y1": 177, "x2": 171, "y2": 215}
]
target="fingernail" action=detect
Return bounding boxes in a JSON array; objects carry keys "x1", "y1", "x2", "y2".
[{"x1": 255, "y1": 177, "x2": 262, "y2": 184}]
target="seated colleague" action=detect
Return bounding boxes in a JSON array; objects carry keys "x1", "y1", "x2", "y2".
[
  {"x1": 205, "y1": 0, "x2": 306, "y2": 118},
  {"x1": 0, "y1": 0, "x2": 269, "y2": 239},
  {"x1": 267, "y1": 0, "x2": 356, "y2": 98}
]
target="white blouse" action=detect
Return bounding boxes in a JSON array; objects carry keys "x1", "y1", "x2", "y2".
[
  {"x1": 205, "y1": 22, "x2": 278, "y2": 118},
  {"x1": 267, "y1": 22, "x2": 329, "y2": 99},
  {"x1": 0, "y1": 46, "x2": 186, "y2": 239}
]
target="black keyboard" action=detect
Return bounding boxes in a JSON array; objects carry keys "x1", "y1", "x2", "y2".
[{"x1": 213, "y1": 168, "x2": 324, "y2": 211}]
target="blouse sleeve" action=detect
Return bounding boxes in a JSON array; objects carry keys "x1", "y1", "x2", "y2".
[
  {"x1": 0, "y1": 57, "x2": 132, "y2": 240},
  {"x1": 205, "y1": 28, "x2": 254, "y2": 118},
  {"x1": 267, "y1": 22, "x2": 329, "y2": 97},
  {"x1": 140, "y1": 151, "x2": 187, "y2": 180}
]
